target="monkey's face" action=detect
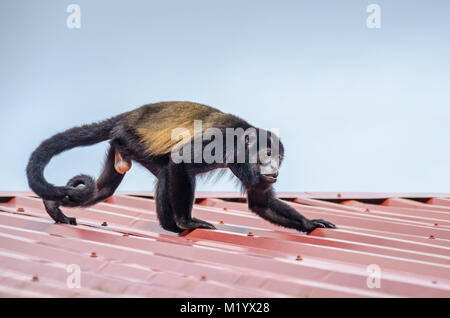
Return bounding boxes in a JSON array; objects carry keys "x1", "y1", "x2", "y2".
[
  {"x1": 234, "y1": 128, "x2": 284, "y2": 188},
  {"x1": 253, "y1": 129, "x2": 284, "y2": 185},
  {"x1": 258, "y1": 148, "x2": 282, "y2": 184}
]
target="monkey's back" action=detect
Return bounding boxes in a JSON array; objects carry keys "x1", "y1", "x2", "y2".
[{"x1": 124, "y1": 101, "x2": 247, "y2": 156}]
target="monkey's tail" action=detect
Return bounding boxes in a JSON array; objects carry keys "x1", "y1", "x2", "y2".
[{"x1": 26, "y1": 115, "x2": 122, "y2": 205}]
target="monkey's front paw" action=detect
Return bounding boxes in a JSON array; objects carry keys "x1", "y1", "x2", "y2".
[
  {"x1": 302, "y1": 219, "x2": 336, "y2": 234},
  {"x1": 176, "y1": 218, "x2": 216, "y2": 231},
  {"x1": 67, "y1": 217, "x2": 78, "y2": 225},
  {"x1": 55, "y1": 216, "x2": 77, "y2": 225}
]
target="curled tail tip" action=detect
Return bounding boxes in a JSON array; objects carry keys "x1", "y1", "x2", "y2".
[
  {"x1": 27, "y1": 173, "x2": 96, "y2": 205},
  {"x1": 61, "y1": 174, "x2": 96, "y2": 206},
  {"x1": 26, "y1": 151, "x2": 96, "y2": 204}
]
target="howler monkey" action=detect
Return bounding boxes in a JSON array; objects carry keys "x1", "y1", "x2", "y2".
[{"x1": 26, "y1": 101, "x2": 335, "y2": 233}]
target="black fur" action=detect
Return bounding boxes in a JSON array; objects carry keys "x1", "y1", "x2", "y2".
[
  {"x1": 26, "y1": 115, "x2": 124, "y2": 203},
  {"x1": 247, "y1": 187, "x2": 335, "y2": 232},
  {"x1": 26, "y1": 102, "x2": 336, "y2": 233}
]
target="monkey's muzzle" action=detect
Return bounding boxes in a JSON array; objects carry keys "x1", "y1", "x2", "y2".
[{"x1": 260, "y1": 172, "x2": 278, "y2": 183}]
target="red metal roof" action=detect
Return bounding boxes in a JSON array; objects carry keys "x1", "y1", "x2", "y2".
[{"x1": 0, "y1": 191, "x2": 449, "y2": 297}]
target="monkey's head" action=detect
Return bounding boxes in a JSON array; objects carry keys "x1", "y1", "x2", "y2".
[{"x1": 242, "y1": 128, "x2": 284, "y2": 187}]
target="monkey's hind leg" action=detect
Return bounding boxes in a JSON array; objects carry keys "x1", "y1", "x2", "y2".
[
  {"x1": 43, "y1": 178, "x2": 88, "y2": 224},
  {"x1": 44, "y1": 145, "x2": 127, "y2": 225},
  {"x1": 78, "y1": 145, "x2": 127, "y2": 207},
  {"x1": 43, "y1": 200, "x2": 77, "y2": 225}
]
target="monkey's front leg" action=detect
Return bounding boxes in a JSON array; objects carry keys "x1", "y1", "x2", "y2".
[
  {"x1": 247, "y1": 188, "x2": 336, "y2": 234},
  {"x1": 167, "y1": 162, "x2": 216, "y2": 231},
  {"x1": 155, "y1": 167, "x2": 184, "y2": 233},
  {"x1": 114, "y1": 150, "x2": 132, "y2": 174}
]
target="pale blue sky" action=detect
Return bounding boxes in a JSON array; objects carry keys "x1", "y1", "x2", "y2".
[{"x1": 1, "y1": 0, "x2": 449, "y2": 192}]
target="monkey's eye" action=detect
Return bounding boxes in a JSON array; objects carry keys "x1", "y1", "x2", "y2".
[{"x1": 259, "y1": 155, "x2": 271, "y2": 165}]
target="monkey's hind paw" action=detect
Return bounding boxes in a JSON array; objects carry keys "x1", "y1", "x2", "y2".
[{"x1": 176, "y1": 218, "x2": 216, "y2": 231}]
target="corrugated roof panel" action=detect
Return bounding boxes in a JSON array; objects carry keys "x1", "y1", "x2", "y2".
[{"x1": 0, "y1": 191, "x2": 449, "y2": 297}]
